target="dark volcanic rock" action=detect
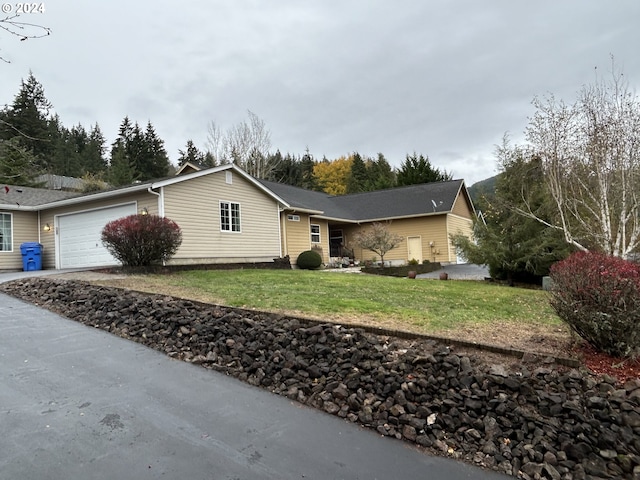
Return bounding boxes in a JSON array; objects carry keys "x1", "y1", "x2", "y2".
[{"x1": 2, "y1": 277, "x2": 639, "y2": 479}]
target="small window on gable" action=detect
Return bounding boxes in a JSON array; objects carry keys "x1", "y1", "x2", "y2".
[
  {"x1": 310, "y1": 224, "x2": 321, "y2": 243},
  {"x1": 0, "y1": 212, "x2": 12, "y2": 252},
  {"x1": 287, "y1": 214, "x2": 300, "y2": 222},
  {"x1": 226, "y1": 171, "x2": 233, "y2": 184}
]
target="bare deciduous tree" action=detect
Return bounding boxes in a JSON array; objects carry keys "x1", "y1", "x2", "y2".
[
  {"x1": 523, "y1": 61, "x2": 640, "y2": 258},
  {"x1": 205, "y1": 121, "x2": 225, "y2": 165},
  {"x1": 204, "y1": 110, "x2": 278, "y2": 179}
]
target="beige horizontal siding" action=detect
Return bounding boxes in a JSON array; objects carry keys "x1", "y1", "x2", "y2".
[
  {"x1": 345, "y1": 216, "x2": 450, "y2": 264},
  {"x1": 282, "y1": 213, "x2": 329, "y2": 265},
  {"x1": 451, "y1": 191, "x2": 473, "y2": 218},
  {"x1": 162, "y1": 171, "x2": 282, "y2": 262},
  {"x1": 0, "y1": 211, "x2": 39, "y2": 270},
  {"x1": 447, "y1": 214, "x2": 474, "y2": 262}
]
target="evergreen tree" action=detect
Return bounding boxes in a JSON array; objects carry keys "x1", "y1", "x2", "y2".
[
  {"x1": 0, "y1": 72, "x2": 56, "y2": 169},
  {"x1": 367, "y1": 153, "x2": 396, "y2": 190},
  {"x1": 451, "y1": 143, "x2": 571, "y2": 284},
  {"x1": 83, "y1": 124, "x2": 108, "y2": 174},
  {"x1": 108, "y1": 140, "x2": 138, "y2": 186},
  {"x1": 0, "y1": 138, "x2": 42, "y2": 186},
  {"x1": 109, "y1": 117, "x2": 169, "y2": 182},
  {"x1": 142, "y1": 121, "x2": 170, "y2": 180},
  {"x1": 346, "y1": 152, "x2": 368, "y2": 193},
  {"x1": 202, "y1": 151, "x2": 217, "y2": 168},
  {"x1": 298, "y1": 149, "x2": 318, "y2": 190},
  {"x1": 396, "y1": 153, "x2": 452, "y2": 186},
  {"x1": 177, "y1": 139, "x2": 205, "y2": 166},
  {"x1": 50, "y1": 120, "x2": 82, "y2": 177}
]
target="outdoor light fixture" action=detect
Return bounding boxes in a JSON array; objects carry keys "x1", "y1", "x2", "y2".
[
  {"x1": 43, "y1": 223, "x2": 51, "y2": 232},
  {"x1": 140, "y1": 207, "x2": 149, "y2": 215}
]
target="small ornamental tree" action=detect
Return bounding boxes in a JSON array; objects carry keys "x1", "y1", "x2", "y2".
[
  {"x1": 352, "y1": 222, "x2": 403, "y2": 266},
  {"x1": 549, "y1": 251, "x2": 640, "y2": 358},
  {"x1": 101, "y1": 214, "x2": 182, "y2": 267}
]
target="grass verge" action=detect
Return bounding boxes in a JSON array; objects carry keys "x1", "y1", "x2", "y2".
[{"x1": 107, "y1": 269, "x2": 561, "y2": 335}]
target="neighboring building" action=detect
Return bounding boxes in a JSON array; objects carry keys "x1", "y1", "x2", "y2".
[
  {"x1": 36, "y1": 174, "x2": 89, "y2": 192},
  {"x1": 0, "y1": 164, "x2": 475, "y2": 271}
]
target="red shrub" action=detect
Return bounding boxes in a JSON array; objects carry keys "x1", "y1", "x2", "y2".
[
  {"x1": 549, "y1": 251, "x2": 640, "y2": 358},
  {"x1": 101, "y1": 214, "x2": 182, "y2": 267}
]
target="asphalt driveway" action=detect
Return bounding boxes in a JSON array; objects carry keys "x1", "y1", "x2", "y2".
[{"x1": 0, "y1": 274, "x2": 506, "y2": 479}]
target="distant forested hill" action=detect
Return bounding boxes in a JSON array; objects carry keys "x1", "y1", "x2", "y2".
[{"x1": 468, "y1": 175, "x2": 497, "y2": 206}]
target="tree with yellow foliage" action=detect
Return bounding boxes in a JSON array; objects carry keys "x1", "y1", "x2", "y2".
[{"x1": 312, "y1": 156, "x2": 353, "y2": 195}]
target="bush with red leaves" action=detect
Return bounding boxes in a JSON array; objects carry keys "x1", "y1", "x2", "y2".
[
  {"x1": 101, "y1": 214, "x2": 182, "y2": 267},
  {"x1": 549, "y1": 251, "x2": 640, "y2": 358}
]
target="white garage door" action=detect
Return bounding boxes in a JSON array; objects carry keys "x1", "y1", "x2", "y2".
[{"x1": 58, "y1": 203, "x2": 136, "y2": 269}]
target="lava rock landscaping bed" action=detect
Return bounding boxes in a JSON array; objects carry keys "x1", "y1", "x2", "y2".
[{"x1": 2, "y1": 278, "x2": 640, "y2": 479}]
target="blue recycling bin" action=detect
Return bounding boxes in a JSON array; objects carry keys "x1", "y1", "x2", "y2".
[{"x1": 20, "y1": 242, "x2": 43, "y2": 271}]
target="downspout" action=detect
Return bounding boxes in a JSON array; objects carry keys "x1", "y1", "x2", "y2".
[
  {"x1": 279, "y1": 205, "x2": 286, "y2": 259},
  {"x1": 147, "y1": 186, "x2": 165, "y2": 265},
  {"x1": 37, "y1": 210, "x2": 41, "y2": 244},
  {"x1": 147, "y1": 187, "x2": 162, "y2": 216}
]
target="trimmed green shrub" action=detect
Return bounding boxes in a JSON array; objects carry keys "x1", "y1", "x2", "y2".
[
  {"x1": 549, "y1": 251, "x2": 640, "y2": 358},
  {"x1": 101, "y1": 214, "x2": 182, "y2": 267},
  {"x1": 296, "y1": 249, "x2": 322, "y2": 270}
]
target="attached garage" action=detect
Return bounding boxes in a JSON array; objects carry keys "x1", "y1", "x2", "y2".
[{"x1": 56, "y1": 203, "x2": 136, "y2": 269}]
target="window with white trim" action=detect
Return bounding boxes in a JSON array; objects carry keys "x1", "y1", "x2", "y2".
[
  {"x1": 287, "y1": 214, "x2": 300, "y2": 222},
  {"x1": 0, "y1": 213, "x2": 12, "y2": 251},
  {"x1": 310, "y1": 224, "x2": 321, "y2": 243},
  {"x1": 220, "y1": 201, "x2": 241, "y2": 232}
]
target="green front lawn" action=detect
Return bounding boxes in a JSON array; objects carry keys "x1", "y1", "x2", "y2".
[{"x1": 154, "y1": 269, "x2": 560, "y2": 333}]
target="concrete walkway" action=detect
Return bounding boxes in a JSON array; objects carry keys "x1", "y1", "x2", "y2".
[
  {"x1": 0, "y1": 282, "x2": 507, "y2": 479},
  {"x1": 418, "y1": 263, "x2": 490, "y2": 280},
  {"x1": 0, "y1": 267, "x2": 100, "y2": 284}
]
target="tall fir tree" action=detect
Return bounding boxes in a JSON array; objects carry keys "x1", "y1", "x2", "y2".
[
  {"x1": 0, "y1": 72, "x2": 57, "y2": 170},
  {"x1": 50, "y1": 118, "x2": 83, "y2": 177},
  {"x1": 142, "y1": 121, "x2": 170, "y2": 180},
  {"x1": 367, "y1": 153, "x2": 395, "y2": 190},
  {"x1": 0, "y1": 138, "x2": 42, "y2": 186},
  {"x1": 83, "y1": 124, "x2": 107, "y2": 174},
  {"x1": 108, "y1": 140, "x2": 138, "y2": 186},
  {"x1": 298, "y1": 149, "x2": 318, "y2": 191},
  {"x1": 346, "y1": 152, "x2": 368, "y2": 194},
  {"x1": 396, "y1": 153, "x2": 452, "y2": 186},
  {"x1": 177, "y1": 139, "x2": 205, "y2": 166}
]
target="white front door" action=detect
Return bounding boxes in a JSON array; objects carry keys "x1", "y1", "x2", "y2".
[{"x1": 407, "y1": 236, "x2": 422, "y2": 263}]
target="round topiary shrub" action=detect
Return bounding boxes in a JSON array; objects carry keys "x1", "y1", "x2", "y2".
[
  {"x1": 296, "y1": 249, "x2": 322, "y2": 270},
  {"x1": 549, "y1": 251, "x2": 640, "y2": 358}
]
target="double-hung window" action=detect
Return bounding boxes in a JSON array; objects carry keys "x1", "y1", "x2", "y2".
[
  {"x1": 220, "y1": 201, "x2": 241, "y2": 232},
  {"x1": 310, "y1": 224, "x2": 321, "y2": 243},
  {"x1": 0, "y1": 213, "x2": 12, "y2": 251}
]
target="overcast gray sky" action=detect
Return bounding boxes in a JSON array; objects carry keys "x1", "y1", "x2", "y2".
[{"x1": 2, "y1": 1, "x2": 639, "y2": 185}]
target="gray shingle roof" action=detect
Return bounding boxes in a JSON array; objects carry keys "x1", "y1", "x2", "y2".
[
  {"x1": 0, "y1": 184, "x2": 81, "y2": 208},
  {"x1": 258, "y1": 179, "x2": 470, "y2": 221}
]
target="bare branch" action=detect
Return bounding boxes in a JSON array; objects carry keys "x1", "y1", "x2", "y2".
[{"x1": 0, "y1": 12, "x2": 51, "y2": 63}]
